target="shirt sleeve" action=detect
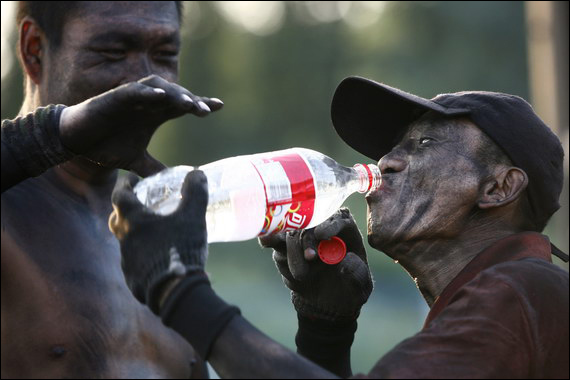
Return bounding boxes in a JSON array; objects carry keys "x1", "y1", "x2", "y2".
[{"x1": 356, "y1": 269, "x2": 532, "y2": 379}]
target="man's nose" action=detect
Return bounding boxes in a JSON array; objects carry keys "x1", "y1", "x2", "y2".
[
  {"x1": 378, "y1": 151, "x2": 408, "y2": 174},
  {"x1": 121, "y1": 54, "x2": 154, "y2": 84}
]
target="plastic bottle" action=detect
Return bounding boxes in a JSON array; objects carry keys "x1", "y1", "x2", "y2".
[{"x1": 134, "y1": 148, "x2": 381, "y2": 249}]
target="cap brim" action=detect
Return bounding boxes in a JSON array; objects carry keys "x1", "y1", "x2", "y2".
[{"x1": 331, "y1": 76, "x2": 470, "y2": 161}]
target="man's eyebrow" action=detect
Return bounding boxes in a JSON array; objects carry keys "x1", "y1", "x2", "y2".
[{"x1": 87, "y1": 30, "x2": 180, "y2": 47}]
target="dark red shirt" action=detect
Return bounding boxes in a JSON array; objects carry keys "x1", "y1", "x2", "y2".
[{"x1": 357, "y1": 232, "x2": 569, "y2": 379}]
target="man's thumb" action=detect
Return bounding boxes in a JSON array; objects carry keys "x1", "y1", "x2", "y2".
[{"x1": 129, "y1": 152, "x2": 166, "y2": 178}]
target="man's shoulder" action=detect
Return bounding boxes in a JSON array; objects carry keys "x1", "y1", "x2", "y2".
[
  {"x1": 486, "y1": 256, "x2": 568, "y2": 284},
  {"x1": 475, "y1": 257, "x2": 569, "y2": 306},
  {"x1": 439, "y1": 257, "x2": 569, "y2": 339},
  {"x1": 2, "y1": 170, "x2": 83, "y2": 213},
  {"x1": 2, "y1": 172, "x2": 50, "y2": 200},
  {"x1": 1, "y1": 171, "x2": 91, "y2": 243}
]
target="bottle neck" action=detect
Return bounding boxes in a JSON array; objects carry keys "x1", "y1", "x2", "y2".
[{"x1": 353, "y1": 164, "x2": 381, "y2": 193}]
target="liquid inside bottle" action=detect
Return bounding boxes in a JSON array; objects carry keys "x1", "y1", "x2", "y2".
[{"x1": 134, "y1": 148, "x2": 381, "y2": 243}]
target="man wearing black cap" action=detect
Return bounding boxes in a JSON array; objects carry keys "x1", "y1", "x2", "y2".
[{"x1": 110, "y1": 76, "x2": 569, "y2": 378}]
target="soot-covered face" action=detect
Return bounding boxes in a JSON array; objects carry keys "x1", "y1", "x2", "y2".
[{"x1": 366, "y1": 116, "x2": 490, "y2": 256}]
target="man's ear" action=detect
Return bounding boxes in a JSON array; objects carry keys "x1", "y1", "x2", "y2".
[
  {"x1": 478, "y1": 167, "x2": 528, "y2": 209},
  {"x1": 19, "y1": 17, "x2": 45, "y2": 86}
]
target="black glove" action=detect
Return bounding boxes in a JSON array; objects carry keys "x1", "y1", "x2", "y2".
[
  {"x1": 60, "y1": 74, "x2": 223, "y2": 177},
  {"x1": 260, "y1": 207, "x2": 373, "y2": 322},
  {"x1": 260, "y1": 207, "x2": 372, "y2": 377},
  {"x1": 109, "y1": 169, "x2": 209, "y2": 313}
]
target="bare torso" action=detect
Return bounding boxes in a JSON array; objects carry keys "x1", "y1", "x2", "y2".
[{"x1": 1, "y1": 168, "x2": 199, "y2": 378}]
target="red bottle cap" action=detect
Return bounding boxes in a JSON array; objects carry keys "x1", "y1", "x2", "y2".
[{"x1": 317, "y1": 236, "x2": 347, "y2": 265}]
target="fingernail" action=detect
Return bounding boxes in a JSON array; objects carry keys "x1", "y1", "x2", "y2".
[
  {"x1": 210, "y1": 98, "x2": 224, "y2": 105},
  {"x1": 153, "y1": 88, "x2": 166, "y2": 94},
  {"x1": 198, "y1": 101, "x2": 211, "y2": 112},
  {"x1": 304, "y1": 248, "x2": 317, "y2": 261},
  {"x1": 181, "y1": 94, "x2": 194, "y2": 104}
]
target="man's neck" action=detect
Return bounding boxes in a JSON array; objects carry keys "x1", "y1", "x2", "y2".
[
  {"x1": 19, "y1": 90, "x2": 41, "y2": 117},
  {"x1": 386, "y1": 220, "x2": 519, "y2": 307},
  {"x1": 20, "y1": 95, "x2": 118, "y2": 200},
  {"x1": 56, "y1": 159, "x2": 118, "y2": 192}
]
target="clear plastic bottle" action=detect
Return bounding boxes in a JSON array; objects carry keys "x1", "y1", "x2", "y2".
[{"x1": 134, "y1": 148, "x2": 381, "y2": 243}]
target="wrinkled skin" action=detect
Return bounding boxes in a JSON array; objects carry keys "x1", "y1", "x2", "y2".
[
  {"x1": 366, "y1": 114, "x2": 527, "y2": 305},
  {"x1": 367, "y1": 117, "x2": 485, "y2": 248},
  {"x1": 1, "y1": 2, "x2": 218, "y2": 378}
]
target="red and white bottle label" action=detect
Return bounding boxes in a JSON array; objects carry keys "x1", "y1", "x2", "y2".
[{"x1": 251, "y1": 153, "x2": 316, "y2": 235}]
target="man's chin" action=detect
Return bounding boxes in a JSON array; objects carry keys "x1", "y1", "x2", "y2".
[
  {"x1": 367, "y1": 227, "x2": 390, "y2": 251},
  {"x1": 367, "y1": 219, "x2": 404, "y2": 257},
  {"x1": 367, "y1": 231, "x2": 382, "y2": 251}
]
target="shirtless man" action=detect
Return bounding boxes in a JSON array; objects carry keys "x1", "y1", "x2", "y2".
[{"x1": 1, "y1": 2, "x2": 222, "y2": 377}]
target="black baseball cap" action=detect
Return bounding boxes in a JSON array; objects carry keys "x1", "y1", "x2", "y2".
[{"x1": 331, "y1": 76, "x2": 567, "y2": 262}]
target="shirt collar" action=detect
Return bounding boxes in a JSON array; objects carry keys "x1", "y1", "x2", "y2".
[{"x1": 423, "y1": 232, "x2": 553, "y2": 329}]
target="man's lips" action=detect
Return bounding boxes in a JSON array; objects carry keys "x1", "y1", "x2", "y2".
[
  {"x1": 365, "y1": 190, "x2": 379, "y2": 203},
  {"x1": 366, "y1": 175, "x2": 395, "y2": 201},
  {"x1": 366, "y1": 182, "x2": 386, "y2": 201}
]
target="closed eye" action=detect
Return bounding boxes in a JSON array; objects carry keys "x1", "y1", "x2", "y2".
[
  {"x1": 154, "y1": 50, "x2": 179, "y2": 62},
  {"x1": 98, "y1": 49, "x2": 126, "y2": 61},
  {"x1": 157, "y1": 50, "x2": 178, "y2": 57}
]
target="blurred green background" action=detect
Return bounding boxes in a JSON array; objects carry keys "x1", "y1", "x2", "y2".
[{"x1": 2, "y1": 1, "x2": 568, "y2": 374}]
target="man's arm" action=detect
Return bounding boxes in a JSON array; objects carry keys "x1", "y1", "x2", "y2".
[
  {"x1": 295, "y1": 315, "x2": 357, "y2": 377},
  {"x1": 2, "y1": 139, "x2": 30, "y2": 192},
  {"x1": 1, "y1": 75, "x2": 223, "y2": 193},
  {"x1": 1, "y1": 105, "x2": 71, "y2": 193},
  {"x1": 259, "y1": 211, "x2": 372, "y2": 377},
  {"x1": 210, "y1": 316, "x2": 339, "y2": 379},
  {"x1": 110, "y1": 174, "x2": 371, "y2": 378},
  {"x1": 157, "y1": 273, "x2": 339, "y2": 379}
]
